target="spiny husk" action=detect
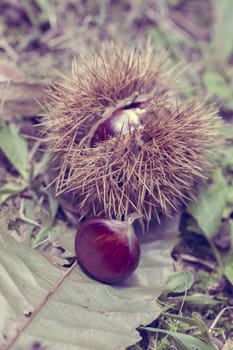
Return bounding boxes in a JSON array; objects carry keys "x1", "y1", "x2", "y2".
[
  {"x1": 43, "y1": 44, "x2": 221, "y2": 226},
  {"x1": 43, "y1": 44, "x2": 175, "y2": 157},
  {"x1": 54, "y1": 97, "x2": 220, "y2": 221}
]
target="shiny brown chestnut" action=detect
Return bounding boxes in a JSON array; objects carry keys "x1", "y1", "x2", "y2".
[{"x1": 75, "y1": 217, "x2": 140, "y2": 284}]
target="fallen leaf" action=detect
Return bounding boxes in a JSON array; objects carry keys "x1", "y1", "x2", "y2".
[
  {"x1": 0, "y1": 232, "x2": 62, "y2": 350},
  {"x1": 222, "y1": 339, "x2": 233, "y2": 350},
  {"x1": 0, "y1": 61, "x2": 24, "y2": 82},
  {"x1": 0, "y1": 80, "x2": 49, "y2": 119},
  {"x1": 0, "y1": 214, "x2": 178, "y2": 350}
]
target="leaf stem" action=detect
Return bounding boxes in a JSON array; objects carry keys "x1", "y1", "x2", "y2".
[
  {"x1": 206, "y1": 237, "x2": 224, "y2": 275},
  {"x1": 4, "y1": 262, "x2": 77, "y2": 350}
]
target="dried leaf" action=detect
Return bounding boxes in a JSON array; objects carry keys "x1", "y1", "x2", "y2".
[
  {"x1": 0, "y1": 61, "x2": 24, "y2": 82},
  {"x1": 0, "y1": 81, "x2": 48, "y2": 119},
  {"x1": 222, "y1": 339, "x2": 233, "y2": 350}
]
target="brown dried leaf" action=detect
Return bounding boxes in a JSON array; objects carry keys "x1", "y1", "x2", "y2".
[
  {"x1": 0, "y1": 61, "x2": 24, "y2": 82},
  {"x1": 222, "y1": 339, "x2": 233, "y2": 350},
  {"x1": 0, "y1": 81, "x2": 49, "y2": 119}
]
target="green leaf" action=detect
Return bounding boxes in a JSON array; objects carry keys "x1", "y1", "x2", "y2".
[
  {"x1": 224, "y1": 264, "x2": 233, "y2": 285},
  {"x1": 173, "y1": 294, "x2": 220, "y2": 306},
  {"x1": 203, "y1": 71, "x2": 232, "y2": 100},
  {"x1": 171, "y1": 331, "x2": 216, "y2": 350},
  {"x1": 0, "y1": 231, "x2": 62, "y2": 350},
  {"x1": 32, "y1": 223, "x2": 52, "y2": 248},
  {"x1": 167, "y1": 0, "x2": 182, "y2": 5},
  {"x1": 32, "y1": 152, "x2": 50, "y2": 178},
  {"x1": 214, "y1": 0, "x2": 233, "y2": 60},
  {"x1": 141, "y1": 327, "x2": 216, "y2": 350},
  {"x1": 189, "y1": 170, "x2": 228, "y2": 238},
  {"x1": 222, "y1": 148, "x2": 233, "y2": 170},
  {"x1": 164, "y1": 271, "x2": 194, "y2": 294},
  {"x1": 159, "y1": 312, "x2": 213, "y2": 345},
  {"x1": 47, "y1": 191, "x2": 58, "y2": 220},
  {"x1": 0, "y1": 216, "x2": 177, "y2": 350},
  {"x1": 0, "y1": 182, "x2": 28, "y2": 204},
  {"x1": 23, "y1": 198, "x2": 37, "y2": 243},
  {"x1": 229, "y1": 219, "x2": 233, "y2": 255},
  {"x1": 32, "y1": 192, "x2": 58, "y2": 248},
  {"x1": 0, "y1": 121, "x2": 29, "y2": 180},
  {"x1": 224, "y1": 220, "x2": 233, "y2": 285}
]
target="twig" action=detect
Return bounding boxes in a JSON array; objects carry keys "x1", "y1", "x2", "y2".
[
  {"x1": 179, "y1": 253, "x2": 216, "y2": 270},
  {"x1": 209, "y1": 306, "x2": 233, "y2": 334},
  {"x1": 19, "y1": 199, "x2": 42, "y2": 228},
  {"x1": 0, "y1": 36, "x2": 18, "y2": 61},
  {"x1": 169, "y1": 11, "x2": 210, "y2": 41}
]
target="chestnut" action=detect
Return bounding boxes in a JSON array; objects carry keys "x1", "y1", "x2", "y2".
[
  {"x1": 75, "y1": 217, "x2": 140, "y2": 284},
  {"x1": 90, "y1": 101, "x2": 148, "y2": 146}
]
